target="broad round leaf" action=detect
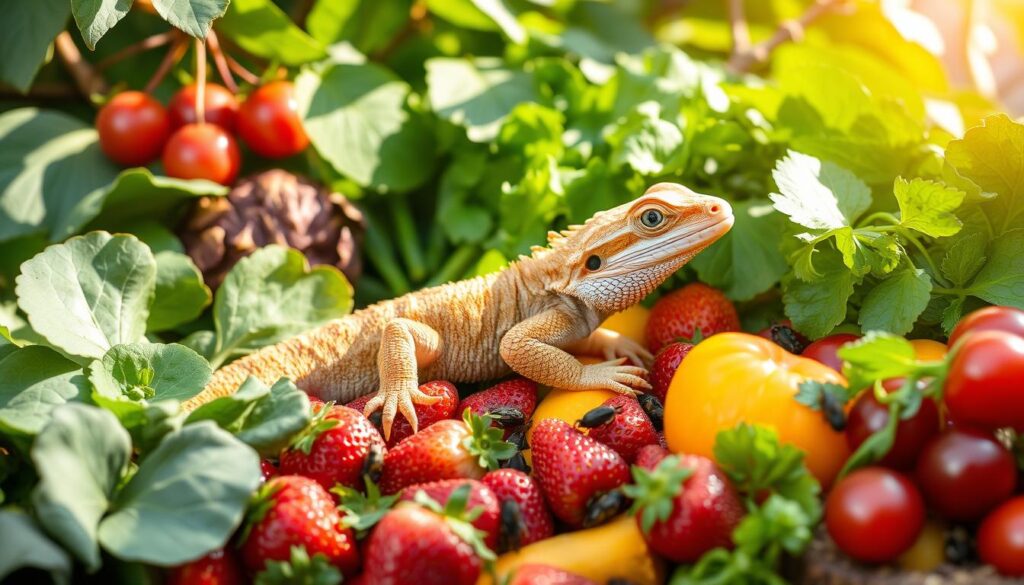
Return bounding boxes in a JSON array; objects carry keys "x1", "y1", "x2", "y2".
[
  {"x1": 147, "y1": 251, "x2": 211, "y2": 333},
  {"x1": 0, "y1": 511, "x2": 72, "y2": 585},
  {"x1": 0, "y1": 346, "x2": 88, "y2": 436},
  {"x1": 88, "y1": 343, "x2": 213, "y2": 414}
]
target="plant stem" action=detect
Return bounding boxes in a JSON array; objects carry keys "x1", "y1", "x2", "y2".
[
  {"x1": 97, "y1": 31, "x2": 179, "y2": 71},
  {"x1": 195, "y1": 39, "x2": 207, "y2": 124},
  {"x1": 363, "y1": 212, "x2": 412, "y2": 296},
  {"x1": 145, "y1": 38, "x2": 189, "y2": 94},
  {"x1": 424, "y1": 226, "x2": 448, "y2": 273},
  {"x1": 728, "y1": 0, "x2": 752, "y2": 59},
  {"x1": 53, "y1": 31, "x2": 108, "y2": 98},
  {"x1": 391, "y1": 199, "x2": 427, "y2": 283},
  {"x1": 727, "y1": 0, "x2": 847, "y2": 74},
  {"x1": 225, "y1": 54, "x2": 261, "y2": 85},
  {"x1": 205, "y1": 31, "x2": 239, "y2": 93}
]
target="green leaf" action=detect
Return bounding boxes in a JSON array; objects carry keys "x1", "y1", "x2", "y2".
[
  {"x1": 148, "y1": 251, "x2": 211, "y2": 332},
  {"x1": 0, "y1": 109, "x2": 121, "y2": 242},
  {"x1": 0, "y1": 0, "x2": 71, "y2": 92},
  {"x1": 296, "y1": 62, "x2": 435, "y2": 193},
  {"x1": 426, "y1": 0, "x2": 525, "y2": 43},
  {"x1": 211, "y1": 246, "x2": 353, "y2": 367},
  {"x1": 837, "y1": 332, "x2": 919, "y2": 391},
  {"x1": 150, "y1": 0, "x2": 229, "y2": 38},
  {"x1": 732, "y1": 494, "x2": 815, "y2": 555},
  {"x1": 16, "y1": 232, "x2": 156, "y2": 361},
  {"x1": 946, "y1": 114, "x2": 1024, "y2": 233},
  {"x1": 782, "y1": 249, "x2": 855, "y2": 339},
  {"x1": 967, "y1": 229, "x2": 1024, "y2": 309},
  {"x1": 0, "y1": 346, "x2": 89, "y2": 436},
  {"x1": 606, "y1": 103, "x2": 683, "y2": 176},
  {"x1": 858, "y1": 269, "x2": 932, "y2": 335},
  {"x1": 88, "y1": 343, "x2": 212, "y2": 414},
  {"x1": 32, "y1": 404, "x2": 131, "y2": 571},
  {"x1": 86, "y1": 167, "x2": 227, "y2": 233},
  {"x1": 426, "y1": 57, "x2": 536, "y2": 143},
  {"x1": 0, "y1": 511, "x2": 72, "y2": 585},
  {"x1": 98, "y1": 422, "x2": 261, "y2": 566},
  {"x1": 940, "y1": 233, "x2": 987, "y2": 287},
  {"x1": 255, "y1": 546, "x2": 342, "y2": 585},
  {"x1": 71, "y1": 0, "x2": 132, "y2": 49},
  {"x1": 306, "y1": 0, "x2": 409, "y2": 54},
  {"x1": 771, "y1": 151, "x2": 871, "y2": 231},
  {"x1": 893, "y1": 177, "x2": 965, "y2": 238},
  {"x1": 691, "y1": 200, "x2": 788, "y2": 302},
  {"x1": 217, "y1": 0, "x2": 326, "y2": 66}
]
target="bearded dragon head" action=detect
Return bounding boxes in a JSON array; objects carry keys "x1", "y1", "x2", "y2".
[{"x1": 541, "y1": 183, "x2": 734, "y2": 314}]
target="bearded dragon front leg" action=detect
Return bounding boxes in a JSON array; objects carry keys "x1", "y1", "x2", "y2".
[
  {"x1": 500, "y1": 309, "x2": 651, "y2": 396},
  {"x1": 363, "y1": 318, "x2": 443, "y2": 438},
  {"x1": 564, "y1": 328, "x2": 653, "y2": 368}
]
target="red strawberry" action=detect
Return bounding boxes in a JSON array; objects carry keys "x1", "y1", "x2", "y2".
[
  {"x1": 363, "y1": 486, "x2": 495, "y2": 585},
  {"x1": 530, "y1": 419, "x2": 630, "y2": 528},
  {"x1": 278, "y1": 405, "x2": 385, "y2": 491},
  {"x1": 508, "y1": 564, "x2": 598, "y2": 585},
  {"x1": 578, "y1": 396, "x2": 659, "y2": 464},
  {"x1": 259, "y1": 460, "x2": 277, "y2": 483},
  {"x1": 399, "y1": 479, "x2": 500, "y2": 549},
  {"x1": 482, "y1": 468, "x2": 554, "y2": 549},
  {"x1": 460, "y1": 377, "x2": 538, "y2": 435},
  {"x1": 240, "y1": 475, "x2": 359, "y2": 576},
  {"x1": 644, "y1": 283, "x2": 739, "y2": 352},
  {"x1": 167, "y1": 549, "x2": 242, "y2": 585},
  {"x1": 347, "y1": 380, "x2": 460, "y2": 447},
  {"x1": 648, "y1": 341, "x2": 694, "y2": 403},
  {"x1": 379, "y1": 410, "x2": 516, "y2": 494},
  {"x1": 624, "y1": 453, "x2": 746, "y2": 563},
  {"x1": 635, "y1": 444, "x2": 670, "y2": 469}
]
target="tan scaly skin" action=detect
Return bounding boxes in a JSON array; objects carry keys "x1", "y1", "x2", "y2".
[{"x1": 183, "y1": 183, "x2": 734, "y2": 438}]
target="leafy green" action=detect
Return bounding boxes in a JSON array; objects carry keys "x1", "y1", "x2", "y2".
[
  {"x1": 781, "y1": 249, "x2": 855, "y2": 339},
  {"x1": 217, "y1": 0, "x2": 326, "y2": 66},
  {"x1": 858, "y1": 269, "x2": 932, "y2": 335},
  {"x1": 149, "y1": 0, "x2": 229, "y2": 38},
  {"x1": 148, "y1": 251, "x2": 211, "y2": 332},
  {"x1": 31, "y1": 404, "x2": 131, "y2": 571},
  {"x1": 426, "y1": 57, "x2": 536, "y2": 143},
  {"x1": 836, "y1": 332, "x2": 920, "y2": 391},
  {"x1": 71, "y1": 0, "x2": 132, "y2": 50},
  {"x1": 967, "y1": 229, "x2": 1024, "y2": 308},
  {"x1": 210, "y1": 246, "x2": 353, "y2": 368},
  {"x1": 893, "y1": 178, "x2": 965, "y2": 238},
  {"x1": 88, "y1": 343, "x2": 212, "y2": 415},
  {"x1": 85, "y1": 168, "x2": 227, "y2": 234},
  {"x1": 0, "y1": 0, "x2": 71, "y2": 92},
  {"x1": 0, "y1": 510, "x2": 72, "y2": 585},
  {"x1": 255, "y1": 546, "x2": 342, "y2": 585},
  {"x1": 16, "y1": 232, "x2": 156, "y2": 362},
  {"x1": 0, "y1": 346, "x2": 89, "y2": 436},
  {"x1": 945, "y1": 114, "x2": 1024, "y2": 234}
]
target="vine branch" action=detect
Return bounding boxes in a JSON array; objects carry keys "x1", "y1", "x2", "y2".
[
  {"x1": 97, "y1": 31, "x2": 180, "y2": 71},
  {"x1": 54, "y1": 31, "x2": 108, "y2": 97},
  {"x1": 206, "y1": 31, "x2": 239, "y2": 93},
  {"x1": 727, "y1": 0, "x2": 848, "y2": 74},
  {"x1": 145, "y1": 37, "x2": 189, "y2": 94}
]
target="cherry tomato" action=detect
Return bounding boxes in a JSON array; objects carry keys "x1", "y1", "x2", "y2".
[
  {"x1": 162, "y1": 124, "x2": 241, "y2": 185},
  {"x1": 978, "y1": 496, "x2": 1024, "y2": 576},
  {"x1": 949, "y1": 306, "x2": 1024, "y2": 346},
  {"x1": 825, "y1": 467, "x2": 925, "y2": 563},
  {"x1": 846, "y1": 380, "x2": 940, "y2": 470},
  {"x1": 915, "y1": 428, "x2": 1017, "y2": 522},
  {"x1": 909, "y1": 339, "x2": 947, "y2": 361},
  {"x1": 944, "y1": 331, "x2": 1024, "y2": 431},
  {"x1": 96, "y1": 91, "x2": 171, "y2": 166},
  {"x1": 237, "y1": 81, "x2": 309, "y2": 158},
  {"x1": 897, "y1": 520, "x2": 946, "y2": 572},
  {"x1": 168, "y1": 82, "x2": 239, "y2": 132},
  {"x1": 801, "y1": 333, "x2": 860, "y2": 372}
]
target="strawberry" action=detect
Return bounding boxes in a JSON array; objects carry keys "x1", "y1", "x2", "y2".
[
  {"x1": 399, "y1": 479, "x2": 501, "y2": 549},
  {"x1": 644, "y1": 283, "x2": 739, "y2": 352},
  {"x1": 482, "y1": 468, "x2": 554, "y2": 549},
  {"x1": 379, "y1": 410, "x2": 516, "y2": 494},
  {"x1": 648, "y1": 341, "x2": 694, "y2": 403},
  {"x1": 530, "y1": 418, "x2": 630, "y2": 528},
  {"x1": 346, "y1": 380, "x2": 460, "y2": 447},
  {"x1": 240, "y1": 475, "x2": 359, "y2": 576},
  {"x1": 507, "y1": 564, "x2": 598, "y2": 585},
  {"x1": 635, "y1": 444, "x2": 670, "y2": 469},
  {"x1": 577, "y1": 395, "x2": 659, "y2": 464},
  {"x1": 278, "y1": 405, "x2": 385, "y2": 491},
  {"x1": 259, "y1": 460, "x2": 277, "y2": 483},
  {"x1": 167, "y1": 549, "x2": 242, "y2": 585},
  {"x1": 363, "y1": 486, "x2": 495, "y2": 585},
  {"x1": 460, "y1": 377, "x2": 538, "y2": 435},
  {"x1": 624, "y1": 453, "x2": 745, "y2": 563}
]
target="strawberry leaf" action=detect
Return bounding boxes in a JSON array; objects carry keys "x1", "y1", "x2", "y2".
[
  {"x1": 461, "y1": 409, "x2": 517, "y2": 470},
  {"x1": 623, "y1": 456, "x2": 693, "y2": 534},
  {"x1": 334, "y1": 480, "x2": 398, "y2": 537},
  {"x1": 287, "y1": 402, "x2": 340, "y2": 455},
  {"x1": 254, "y1": 546, "x2": 342, "y2": 585}
]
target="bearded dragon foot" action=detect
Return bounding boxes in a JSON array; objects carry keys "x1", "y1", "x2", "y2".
[
  {"x1": 576, "y1": 358, "x2": 651, "y2": 396},
  {"x1": 363, "y1": 382, "x2": 441, "y2": 439}
]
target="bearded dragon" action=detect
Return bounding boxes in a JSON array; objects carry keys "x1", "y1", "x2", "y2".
[{"x1": 183, "y1": 183, "x2": 734, "y2": 437}]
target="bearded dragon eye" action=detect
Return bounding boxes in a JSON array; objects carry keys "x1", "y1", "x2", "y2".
[
  {"x1": 641, "y1": 209, "x2": 663, "y2": 227},
  {"x1": 585, "y1": 255, "x2": 602, "y2": 270}
]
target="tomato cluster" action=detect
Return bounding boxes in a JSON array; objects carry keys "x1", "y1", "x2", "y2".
[
  {"x1": 824, "y1": 306, "x2": 1024, "y2": 577},
  {"x1": 96, "y1": 81, "x2": 308, "y2": 185}
]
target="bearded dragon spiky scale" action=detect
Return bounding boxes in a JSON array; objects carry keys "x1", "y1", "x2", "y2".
[{"x1": 183, "y1": 183, "x2": 734, "y2": 438}]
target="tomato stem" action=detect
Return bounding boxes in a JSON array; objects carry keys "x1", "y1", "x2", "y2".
[
  {"x1": 144, "y1": 37, "x2": 189, "y2": 94},
  {"x1": 195, "y1": 39, "x2": 207, "y2": 125},
  {"x1": 205, "y1": 31, "x2": 239, "y2": 94}
]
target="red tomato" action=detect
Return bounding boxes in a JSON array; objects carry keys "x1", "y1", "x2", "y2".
[
  {"x1": 978, "y1": 496, "x2": 1024, "y2": 577},
  {"x1": 237, "y1": 81, "x2": 309, "y2": 158},
  {"x1": 914, "y1": 428, "x2": 1017, "y2": 522},
  {"x1": 948, "y1": 306, "x2": 1024, "y2": 346},
  {"x1": 801, "y1": 333, "x2": 860, "y2": 372},
  {"x1": 168, "y1": 82, "x2": 239, "y2": 131},
  {"x1": 162, "y1": 124, "x2": 241, "y2": 186},
  {"x1": 845, "y1": 380, "x2": 940, "y2": 470},
  {"x1": 825, "y1": 467, "x2": 925, "y2": 563},
  {"x1": 944, "y1": 331, "x2": 1024, "y2": 431},
  {"x1": 96, "y1": 91, "x2": 171, "y2": 166}
]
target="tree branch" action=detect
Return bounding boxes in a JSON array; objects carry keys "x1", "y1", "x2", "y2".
[
  {"x1": 53, "y1": 31, "x2": 108, "y2": 97},
  {"x1": 727, "y1": 0, "x2": 848, "y2": 74},
  {"x1": 206, "y1": 31, "x2": 238, "y2": 93},
  {"x1": 145, "y1": 37, "x2": 189, "y2": 94},
  {"x1": 97, "y1": 31, "x2": 180, "y2": 71}
]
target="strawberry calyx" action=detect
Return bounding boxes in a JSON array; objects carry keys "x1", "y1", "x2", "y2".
[
  {"x1": 623, "y1": 455, "x2": 694, "y2": 533},
  {"x1": 253, "y1": 546, "x2": 341, "y2": 585},
  {"x1": 460, "y1": 409, "x2": 517, "y2": 471},
  {"x1": 333, "y1": 479, "x2": 398, "y2": 537},
  {"x1": 413, "y1": 484, "x2": 496, "y2": 562},
  {"x1": 288, "y1": 402, "x2": 341, "y2": 455},
  {"x1": 238, "y1": 480, "x2": 285, "y2": 546}
]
